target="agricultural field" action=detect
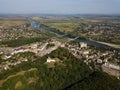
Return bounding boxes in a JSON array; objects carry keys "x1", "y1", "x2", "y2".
[
  {"x1": 0, "y1": 18, "x2": 28, "y2": 27},
  {"x1": 44, "y1": 22, "x2": 79, "y2": 33}
]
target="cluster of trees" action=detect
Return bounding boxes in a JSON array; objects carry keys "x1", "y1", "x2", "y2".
[
  {"x1": 0, "y1": 37, "x2": 47, "y2": 47},
  {"x1": 48, "y1": 47, "x2": 78, "y2": 61},
  {"x1": 11, "y1": 52, "x2": 37, "y2": 61},
  {"x1": 35, "y1": 60, "x2": 91, "y2": 90},
  {"x1": 66, "y1": 71, "x2": 120, "y2": 90},
  {"x1": 35, "y1": 47, "x2": 79, "y2": 64},
  {"x1": 46, "y1": 43, "x2": 55, "y2": 49}
]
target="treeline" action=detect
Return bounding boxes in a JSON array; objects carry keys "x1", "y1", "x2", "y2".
[{"x1": 0, "y1": 37, "x2": 47, "y2": 47}]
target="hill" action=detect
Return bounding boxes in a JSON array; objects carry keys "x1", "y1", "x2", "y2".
[{"x1": 0, "y1": 47, "x2": 119, "y2": 90}]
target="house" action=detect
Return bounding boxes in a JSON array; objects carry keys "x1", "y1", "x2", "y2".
[
  {"x1": 4, "y1": 65, "x2": 9, "y2": 70},
  {"x1": 97, "y1": 59, "x2": 103, "y2": 64},
  {"x1": 83, "y1": 50, "x2": 89, "y2": 55},
  {"x1": 80, "y1": 42, "x2": 87, "y2": 48},
  {"x1": 46, "y1": 57, "x2": 56, "y2": 63},
  {"x1": 61, "y1": 44, "x2": 65, "y2": 47},
  {"x1": 3, "y1": 53, "x2": 11, "y2": 59}
]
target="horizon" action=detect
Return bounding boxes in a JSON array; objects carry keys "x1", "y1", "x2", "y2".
[
  {"x1": 0, "y1": 13, "x2": 120, "y2": 16},
  {"x1": 0, "y1": 0, "x2": 120, "y2": 15}
]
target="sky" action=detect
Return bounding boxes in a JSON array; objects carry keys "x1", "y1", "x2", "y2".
[{"x1": 0, "y1": 0, "x2": 120, "y2": 14}]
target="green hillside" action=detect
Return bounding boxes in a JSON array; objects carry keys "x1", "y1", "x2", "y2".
[{"x1": 0, "y1": 47, "x2": 119, "y2": 90}]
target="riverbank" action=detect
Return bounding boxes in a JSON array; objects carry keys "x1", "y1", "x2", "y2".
[{"x1": 91, "y1": 40, "x2": 120, "y2": 49}]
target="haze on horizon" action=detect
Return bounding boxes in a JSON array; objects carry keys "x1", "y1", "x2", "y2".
[{"x1": 0, "y1": 0, "x2": 120, "y2": 15}]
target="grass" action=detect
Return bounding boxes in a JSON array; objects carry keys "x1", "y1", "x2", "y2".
[
  {"x1": 15, "y1": 81, "x2": 22, "y2": 89},
  {"x1": 0, "y1": 68, "x2": 37, "y2": 87},
  {"x1": 0, "y1": 18, "x2": 28, "y2": 27},
  {"x1": 44, "y1": 22, "x2": 79, "y2": 33}
]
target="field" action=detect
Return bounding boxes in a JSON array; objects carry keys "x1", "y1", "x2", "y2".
[
  {"x1": 32, "y1": 17, "x2": 81, "y2": 34},
  {"x1": 45, "y1": 22, "x2": 79, "y2": 33},
  {"x1": 0, "y1": 18, "x2": 28, "y2": 27}
]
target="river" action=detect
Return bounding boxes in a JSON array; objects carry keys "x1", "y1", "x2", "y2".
[{"x1": 27, "y1": 18, "x2": 120, "y2": 50}]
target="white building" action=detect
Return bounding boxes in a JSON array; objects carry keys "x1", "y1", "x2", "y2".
[
  {"x1": 4, "y1": 65, "x2": 9, "y2": 70},
  {"x1": 46, "y1": 57, "x2": 56, "y2": 63},
  {"x1": 80, "y1": 42, "x2": 87, "y2": 48},
  {"x1": 83, "y1": 50, "x2": 89, "y2": 55}
]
